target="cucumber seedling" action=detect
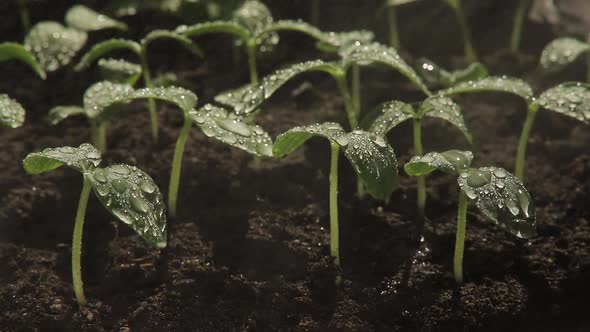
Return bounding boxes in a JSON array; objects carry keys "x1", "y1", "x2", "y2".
[
  {"x1": 274, "y1": 122, "x2": 398, "y2": 278},
  {"x1": 361, "y1": 95, "x2": 471, "y2": 215},
  {"x1": 540, "y1": 37, "x2": 590, "y2": 83},
  {"x1": 405, "y1": 150, "x2": 536, "y2": 283},
  {"x1": 23, "y1": 143, "x2": 166, "y2": 305}
]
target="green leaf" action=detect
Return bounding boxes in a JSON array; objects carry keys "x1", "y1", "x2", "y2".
[
  {"x1": 25, "y1": 21, "x2": 88, "y2": 72},
  {"x1": 316, "y1": 30, "x2": 375, "y2": 52},
  {"x1": 87, "y1": 164, "x2": 167, "y2": 248},
  {"x1": 98, "y1": 58, "x2": 142, "y2": 85},
  {"x1": 273, "y1": 122, "x2": 348, "y2": 158},
  {"x1": 361, "y1": 100, "x2": 414, "y2": 135},
  {"x1": 338, "y1": 42, "x2": 430, "y2": 95},
  {"x1": 65, "y1": 5, "x2": 128, "y2": 32},
  {"x1": 458, "y1": 167, "x2": 536, "y2": 239},
  {"x1": 540, "y1": 37, "x2": 590, "y2": 72},
  {"x1": 176, "y1": 21, "x2": 250, "y2": 42},
  {"x1": 232, "y1": 0, "x2": 273, "y2": 34},
  {"x1": 535, "y1": 82, "x2": 590, "y2": 123},
  {"x1": 257, "y1": 20, "x2": 325, "y2": 43},
  {"x1": 419, "y1": 96, "x2": 472, "y2": 143},
  {"x1": 0, "y1": 94, "x2": 26, "y2": 128},
  {"x1": 439, "y1": 76, "x2": 534, "y2": 101},
  {"x1": 405, "y1": 150, "x2": 473, "y2": 176},
  {"x1": 47, "y1": 105, "x2": 85, "y2": 125},
  {"x1": 416, "y1": 58, "x2": 487, "y2": 88},
  {"x1": 141, "y1": 30, "x2": 204, "y2": 58},
  {"x1": 386, "y1": 0, "x2": 423, "y2": 6},
  {"x1": 0, "y1": 42, "x2": 46, "y2": 79},
  {"x1": 191, "y1": 104, "x2": 273, "y2": 157},
  {"x1": 214, "y1": 60, "x2": 342, "y2": 115},
  {"x1": 131, "y1": 86, "x2": 198, "y2": 114},
  {"x1": 83, "y1": 81, "x2": 135, "y2": 119},
  {"x1": 75, "y1": 39, "x2": 141, "y2": 71},
  {"x1": 23, "y1": 143, "x2": 102, "y2": 174}
]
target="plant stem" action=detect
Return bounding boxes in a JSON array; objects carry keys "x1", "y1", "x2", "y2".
[
  {"x1": 91, "y1": 121, "x2": 108, "y2": 152},
  {"x1": 515, "y1": 104, "x2": 538, "y2": 181},
  {"x1": 334, "y1": 72, "x2": 358, "y2": 130},
  {"x1": 510, "y1": 0, "x2": 530, "y2": 54},
  {"x1": 140, "y1": 51, "x2": 158, "y2": 142},
  {"x1": 454, "y1": 190, "x2": 468, "y2": 284},
  {"x1": 168, "y1": 115, "x2": 192, "y2": 218},
  {"x1": 17, "y1": 0, "x2": 31, "y2": 33},
  {"x1": 413, "y1": 118, "x2": 426, "y2": 216},
  {"x1": 447, "y1": 0, "x2": 478, "y2": 62},
  {"x1": 72, "y1": 178, "x2": 92, "y2": 306},
  {"x1": 387, "y1": 5, "x2": 400, "y2": 49},
  {"x1": 311, "y1": 0, "x2": 320, "y2": 27},
  {"x1": 246, "y1": 40, "x2": 259, "y2": 85},
  {"x1": 351, "y1": 64, "x2": 361, "y2": 119},
  {"x1": 329, "y1": 142, "x2": 341, "y2": 269},
  {"x1": 586, "y1": 52, "x2": 590, "y2": 83}
]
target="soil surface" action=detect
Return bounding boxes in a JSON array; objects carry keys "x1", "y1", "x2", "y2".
[{"x1": 1, "y1": 1, "x2": 589, "y2": 331}]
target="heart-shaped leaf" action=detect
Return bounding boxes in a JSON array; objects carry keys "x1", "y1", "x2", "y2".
[
  {"x1": 87, "y1": 164, "x2": 167, "y2": 248},
  {"x1": 535, "y1": 82, "x2": 590, "y2": 123},
  {"x1": 141, "y1": 30, "x2": 204, "y2": 58},
  {"x1": 191, "y1": 104, "x2": 273, "y2": 157},
  {"x1": 416, "y1": 58, "x2": 487, "y2": 88},
  {"x1": 98, "y1": 58, "x2": 142, "y2": 85},
  {"x1": 338, "y1": 42, "x2": 430, "y2": 95},
  {"x1": 23, "y1": 143, "x2": 101, "y2": 174},
  {"x1": 25, "y1": 21, "x2": 88, "y2": 72},
  {"x1": 457, "y1": 167, "x2": 536, "y2": 239},
  {"x1": 540, "y1": 37, "x2": 590, "y2": 72},
  {"x1": 84, "y1": 81, "x2": 135, "y2": 119},
  {"x1": 419, "y1": 96, "x2": 472, "y2": 143},
  {"x1": 0, "y1": 42, "x2": 46, "y2": 79},
  {"x1": 405, "y1": 150, "x2": 473, "y2": 176},
  {"x1": 48, "y1": 105, "x2": 85, "y2": 125},
  {"x1": 214, "y1": 60, "x2": 342, "y2": 115},
  {"x1": 75, "y1": 39, "x2": 142, "y2": 71},
  {"x1": 65, "y1": 5, "x2": 128, "y2": 32},
  {"x1": 361, "y1": 100, "x2": 414, "y2": 135},
  {"x1": 177, "y1": 21, "x2": 250, "y2": 41},
  {"x1": 439, "y1": 76, "x2": 534, "y2": 101},
  {"x1": 0, "y1": 94, "x2": 26, "y2": 128}
]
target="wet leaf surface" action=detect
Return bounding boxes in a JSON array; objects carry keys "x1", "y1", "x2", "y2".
[
  {"x1": 0, "y1": 94, "x2": 26, "y2": 128},
  {"x1": 535, "y1": 82, "x2": 590, "y2": 123},
  {"x1": 75, "y1": 39, "x2": 141, "y2": 71},
  {"x1": 540, "y1": 37, "x2": 590, "y2": 72},
  {"x1": 23, "y1": 143, "x2": 101, "y2": 174},
  {"x1": 439, "y1": 76, "x2": 534, "y2": 101},
  {"x1": 65, "y1": 5, "x2": 127, "y2": 32},
  {"x1": 0, "y1": 42, "x2": 46, "y2": 79},
  {"x1": 405, "y1": 150, "x2": 473, "y2": 176},
  {"x1": 25, "y1": 22, "x2": 88, "y2": 72},
  {"x1": 98, "y1": 58, "x2": 142, "y2": 84}
]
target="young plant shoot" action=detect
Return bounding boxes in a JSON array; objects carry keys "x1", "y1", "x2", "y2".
[
  {"x1": 540, "y1": 37, "x2": 590, "y2": 83},
  {"x1": 23, "y1": 143, "x2": 167, "y2": 305},
  {"x1": 405, "y1": 150, "x2": 536, "y2": 283},
  {"x1": 273, "y1": 123, "x2": 398, "y2": 277},
  {"x1": 0, "y1": 94, "x2": 26, "y2": 128},
  {"x1": 415, "y1": 57, "x2": 488, "y2": 89},
  {"x1": 74, "y1": 30, "x2": 203, "y2": 141},
  {"x1": 361, "y1": 95, "x2": 472, "y2": 215}
]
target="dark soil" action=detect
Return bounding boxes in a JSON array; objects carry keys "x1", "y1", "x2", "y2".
[{"x1": 1, "y1": 1, "x2": 589, "y2": 331}]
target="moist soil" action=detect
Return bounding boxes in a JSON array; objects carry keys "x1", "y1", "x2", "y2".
[{"x1": 1, "y1": 1, "x2": 590, "y2": 331}]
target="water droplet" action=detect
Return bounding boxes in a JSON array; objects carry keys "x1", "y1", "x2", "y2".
[
  {"x1": 111, "y1": 179, "x2": 129, "y2": 193},
  {"x1": 466, "y1": 169, "x2": 492, "y2": 187},
  {"x1": 130, "y1": 195, "x2": 150, "y2": 214}
]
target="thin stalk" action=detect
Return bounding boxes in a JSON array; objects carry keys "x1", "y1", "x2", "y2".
[
  {"x1": 334, "y1": 72, "x2": 358, "y2": 130},
  {"x1": 17, "y1": 0, "x2": 31, "y2": 33},
  {"x1": 91, "y1": 121, "x2": 108, "y2": 152},
  {"x1": 448, "y1": 0, "x2": 478, "y2": 62},
  {"x1": 515, "y1": 104, "x2": 538, "y2": 181},
  {"x1": 311, "y1": 0, "x2": 320, "y2": 27},
  {"x1": 72, "y1": 178, "x2": 92, "y2": 306},
  {"x1": 329, "y1": 142, "x2": 341, "y2": 269},
  {"x1": 387, "y1": 5, "x2": 400, "y2": 49},
  {"x1": 140, "y1": 51, "x2": 158, "y2": 142},
  {"x1": 510, "y1": 0, "x2": 530, "y2": 53},
  {"x1": 246, "y1": 40, "x2": 259, "y2": 85},
  {"x1": 413, "y1": 118, "x2": 426, "y2": 216},
  {"x1": 586, "y1": 52, "x2": 590, "y2": 83},
  {"x1": 168, "y1": 115, "x2": 193, "y2": 218},
  {"x1": 454, "y1": 190, "x2": 468, "y2": 284},
  {"x1": 351, "y1": 64, "x2": 361, "y2": 119}
]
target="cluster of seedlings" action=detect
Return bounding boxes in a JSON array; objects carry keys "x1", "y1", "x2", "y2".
[{"x1": 1, "y1": 0, "x2": 589, "y2": 305}]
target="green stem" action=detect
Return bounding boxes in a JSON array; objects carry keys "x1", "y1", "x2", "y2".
[
  {"x1": 311, "y1": 0, "x2": 320, "y2": 26},
  {"x1": 454, "y1": 190, "x2": 468, "y2": 284},
  {"x1": 510, "y1": 0, "x2": 530, "y2": 53},
  {"x1": 140, "y1": 51, "x2": 158, "y2": 142},
  {"x1": 72, "y1": 178, "x2": 92, "y2": 306},
  {"x1": 515, "y1": 104, "x2": 538, "y2": 181},
  {"x1": 17, "y1": 0, "x2": 30, "y2": 33},
  {"x1": 448, "y1": 0, "x2": 478, "y2": 62},
  {"x1": 586, "y1": 52, "x2": 590, "y2": 84},
  {"x1": 168, "y1": 115, "x2": 193, "y2": 218},
  {"x1": 329, "y1": 142, "x2": 341, "y2": 269},
  {"x1": 91, "y1": 121, "x2": 108, "y2": 152},
  {"x1": 246, "y1": 40, "x2": 259, "y2": 85},
  {"x1": 334, "y1": 72, "x2": 358, "y2": 130},
  {"x1": 352, "y1": 64, "x2": 361, "y2": 119},
  {"x1": 413, "y1": 118, "x2": 426, "y2": 216},
  {"x1": 387, "y1": 5, "x2": 400, "y2": 49}
]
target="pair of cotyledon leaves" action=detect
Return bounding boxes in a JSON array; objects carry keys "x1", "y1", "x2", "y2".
[
  {"x1": 405, "y1": 150, "x2": 537, "y2": 239},
  {"x1": 23, "y1": 143, "x2": 167, "y2": 248}
]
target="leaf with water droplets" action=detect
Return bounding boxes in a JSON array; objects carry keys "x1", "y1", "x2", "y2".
[
  {"x1": 25, "y1": 21, "x2": 88, "y2": 72},
  {"x1": 47, "y1": 105, "x2": 85, "y2": 125},
  {"x1": 0, "y1": 94, "x2": 26, "y2": 128},
  {"x1": 75, "y1": 39, "x2": 141, "y2": 71},
  {"x1": 405, "y1": 150, "x2": 473, "y2": 176},
  {"x1": 130, "y1": 86, "x2": 198, "y2": 114},
  {"x1": 258, "y1": 20, "x2": 325, "y2": 44},
  {"x1": 0, "y1": 42, "x2": 46, "y2": 79},
  {"x1": 98, "y1": 58, "x2": 142, "y2": 85},
  {"x1": 416, "y1": 57, "x2": 487, "y2": 88},
  {"x1": 273, "y1": 122, "x2": 347, "y2": 158},
  {"x1": 141, "y1": 30, "x2": 204, "y2": 58},
  {"x1": 338, "y1": 42, "x2": 430, "y2": 95},
  {"x1": 65, "y1": 5, "x2": 128, "y2": 32},
  {"x1": 458, "y1": 166, "x2": 536, "y2": 239},
  {"x1": 232, "y1": 0, "x2": 277, "y2": 53},
  {"x1": 316, "y1": 30, "x2": 375, "y2": 52},
  {"x1": 88, "y1": 164, "x2": 167, "y2": 248},
  {"x1": 214, "y1": 60, "x2": 341, "y2": 115},
  {"x1": 23, "y1": 143, "x2": 102, "y2": 174},
  {"x1": 83, "y1": 81, "x2": 134, "y2": 119},
  {"x1": 190, "y1": 104, "x2": 273, "y2": 157},
  {"x1": 361, "y1": 100, "x2": 414, "y2": 135},
  {"x1": 386, "y1": 0, "x2": 423, "y2": 6},
  {"x1": 439, "y1": 76, "x2": 534, "y2": 101},
  {"x1": 540, "y1": 38, "x2": 590, "y2": 73},
  {"x1": 535, "y1": 82, "x2": 590, "y2": 123},
  {"x1": 420, "y1": 96, "x2": 472, "y2": 143},
  {"x1": 177, "y1": 21, "x2": 250, "y2": 41}
]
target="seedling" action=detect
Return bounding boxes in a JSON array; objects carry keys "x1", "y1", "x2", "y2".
[
  {"x1": 415, "y1": 58, "x2": 488, "y2": 89},
  {"x1": 0, "y1": 94, "x2": 26, "y2": 128},
  {"x1": 405, "y1": 150, "x2": 536, "y2": 283},
  {"x1": 361, "y1": 95, "x2": 471, "y2": 215},
  {"x1": 540, "y1": 37, "x2": 590, "y2": 82},
  {"x1": 23, "y1": 143, "x2": 166, "y2": 305},
  {"x1": 274, "y1": 122, "x2": 398, "y2": 276},
  {"x1": 75, "y1": 30, "x2": 203, "y2": 141}
]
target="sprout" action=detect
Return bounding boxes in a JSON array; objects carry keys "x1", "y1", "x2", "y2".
[
  {"x1": 361, "y1": 95, "x2": 471, "y2": 215},
  {"x1": 405, "y1": 150, "x2": 536, "y2": 283},
  {"x1": 540, "y1": 37, "x2": 590, "y2": 82},
  {"x1": 274, "y1": 123, "x2": 398, "y2": 280},
  {"x1": 0, "y1": 94, "x2": 26, "y2": 128},
  {"x1": 23, "y1": 143, "x2": 166, "y2": 305},
  {"x1": 415, "y1": 58, "x2": 488, "y2": 89}
]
